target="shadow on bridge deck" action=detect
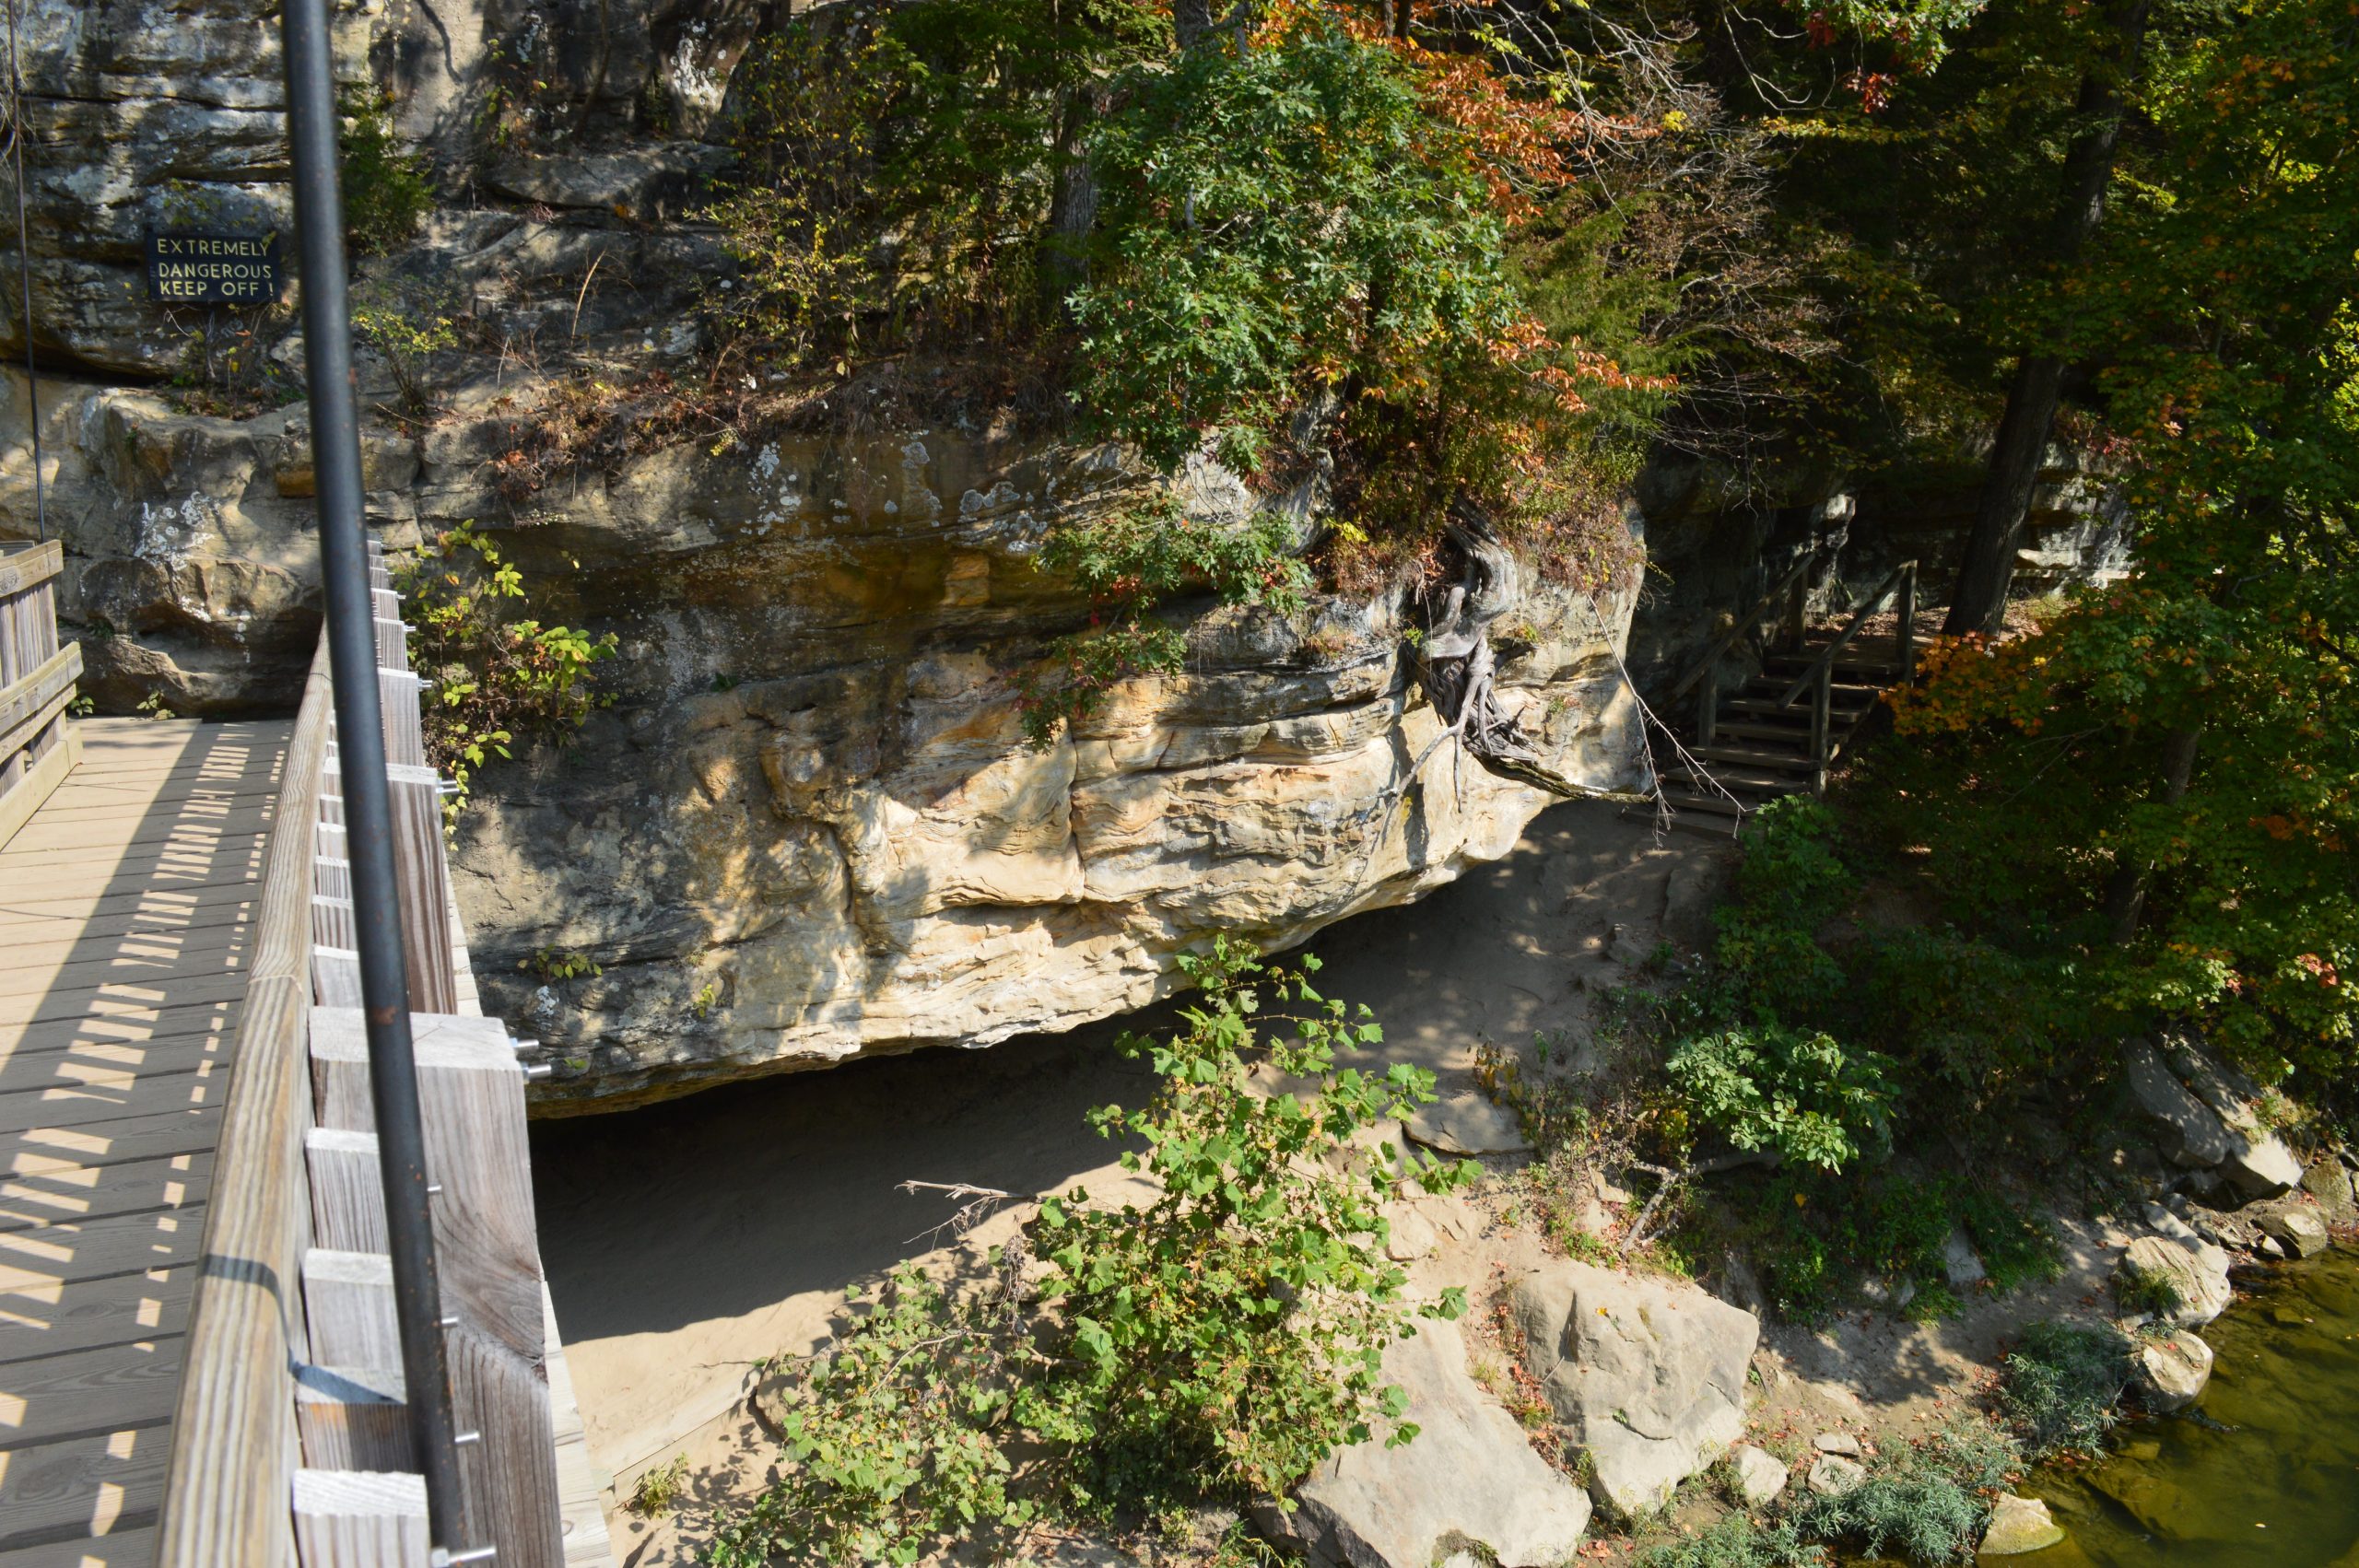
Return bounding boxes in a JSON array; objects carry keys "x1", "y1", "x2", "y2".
[{"x1": 0, "y1": 717, "x2": 293, "y2": 1564}]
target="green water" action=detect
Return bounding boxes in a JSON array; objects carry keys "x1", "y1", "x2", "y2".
[{"x1": 2016, "y1": 1249, "x2": 2359, "y2": 1567}]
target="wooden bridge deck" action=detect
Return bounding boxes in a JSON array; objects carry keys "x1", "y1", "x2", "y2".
[{"x1": 0, "y1": 717, "x2": 293, "y2": 1566}]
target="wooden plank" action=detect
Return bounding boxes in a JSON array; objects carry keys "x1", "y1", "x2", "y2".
[
  {"x1": 389, "y1": 767, "x2": 456, "y2": 1014},
  {"x1": 0, "y1": 1011, "x2": 237, "y2": 1066},
  {"x1": 0, "y1": 1431, "x2": 164, "y2": 1555},
  {"x1": 0, "y1": 688, "x2": 72, "y2": 782},
  {"x1": 300, "y1": 1251, "x2": 399, "y2": 1369},
  {"x1": 3, "y1": 802, "x2": 276, "y2": 858},
  {"x1": 0, "y1": 542, "x2": 63, "y2": 599},
  {"x1": 0, "y1": 974, "x2": 249, "y2": 1029},
  {"x1": 0, "y1": 733, "x2": 77, "y2": 860},
  {"x1": 154, "y1": 647, "x2": 330, "y2": 1568},
  {"x1": 0, "y1": 1076, "x2": 218, "y2": 1137},
  {"x1": 0, "y1": 1206, "x2": 206, "y2": 1290},
  {"x1": 10, "y1": 1107, "x2": 221, "y2": 1169},
  {"x1": 291, "y1": 1469, "x2": 428, "y2": 1567},
  {"x1": 0, "y1": 1335, "x2": 183, "y2": 1445},
  {"x1": 0, "y1": 1150, "x2": 210, "y2": 1233},
  {"x1": 0, "y1": 921, "x2": 258, "y2": 981},
  {"x1": 0, "y1": 1266, "x2": 192, "y2": 1363},
  {"x1": 305, "y1": 1129, "x2": 387, "y2": 1256},
  {"x1": 0, "y1": 646, "x2": 81, "y2": 755},
  {"x1": 0, "y1": 883, "x2": 264, "y2": 936},
  {"x1": 295, "y1": 1363, "x2": 409, "y2": 1473},
  {"x1": 0, "y1": 830, "x2": 271, "y2": 880},
  {"x1": 0, "y1": 1525, "x2": 159, "y2": 1566}
]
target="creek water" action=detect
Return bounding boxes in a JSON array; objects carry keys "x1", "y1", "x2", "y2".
[{"x1": 2013, "y1": 1247, "x2": 2359, "y2": 1566}]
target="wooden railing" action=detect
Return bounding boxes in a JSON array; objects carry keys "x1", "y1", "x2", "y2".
[
  {"x1": 0, "y1": 540, "x2": 81, "y2": 848},
  {"x1": 1770, "y1": 559, "x2": 1918, "y2": 794},
  {"x1": 1663, "y1": 544, "x2": 1829, "y2": 750},
  {"x1": 160, "y1": 542, "x2": 579, "y2": 1566}
]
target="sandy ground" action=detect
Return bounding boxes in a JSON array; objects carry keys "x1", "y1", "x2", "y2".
[{"x1": 528, "y1": 794, "x2": 2136, "y2": 1564}]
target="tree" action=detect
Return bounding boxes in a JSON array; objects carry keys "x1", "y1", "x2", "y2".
[{"x1": 1942, "y1": 0, "x2": 2154, "y2": 635}]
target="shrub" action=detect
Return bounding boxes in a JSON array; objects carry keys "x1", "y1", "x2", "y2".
[
  {"x1": 1997, "y1": 1321, "x2": 2134, "y2": 1459},
  {"x1": 1664, "y1": 1024, "x2": 1896, "y2": 1173},
  {"x1": 1714, "y1": 796, "x2": 1855, "y2": 1019},
  {"x1": 1017, "y1": 939, "x2": 1474, "y2": 1512},
  {"x1": 708, "y1": 941, "x2": 1473, "y2": 1561},
  {"x1": 1795, "y1": 1422, "x2": 2021, "y2": 1565},
  {"x1": 1638, "y1": 1514, "x2": 1828, "y2": 1568},
  {"x1": 340, "y1": 91, "x2": 432, "y2": 257},
  {"x1": 393, "y1": 521, "x2": 617, "y2": 822}
]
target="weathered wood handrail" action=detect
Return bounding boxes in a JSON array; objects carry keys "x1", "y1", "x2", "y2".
[
  {"x1": 158, "y1": 638, "x2": 335, "y2": 1568},
  {"x1": 1772, "y1": 559, "x2": 1919, "y2": 711},
  {"x1": 0, "y1": 539, "x2": 82, "y2": 848},
  {"x1": 1663, "y1": 545, "x2": 1828, "y2": 706}
]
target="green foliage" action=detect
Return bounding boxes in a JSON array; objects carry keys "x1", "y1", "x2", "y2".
[
  {"x1": 521, "y1": 947, "x2": 601, "y2": 983},
  {"x1": 1997, "y1": 1321, "x2": 2134, "y2": 1459},
  {"x1": 1664, "y1": 1024, "x2": 1896, "y2": 1173},
  {"x1": 339, "y1": 91, "x2": 432, "y2": 257},
  {"x1": 1638, "y1": 1513, "x2": 1828, "y2": 1568},
  {"x1": 1019, "y1": 938, "x2": 1473, "y2": 1512},
  {"x1": 1794, "y1": 1421, "x2": 2022, "y2": 1565},
  {"x1": 709, "y1": 1265, "x2": 1036, "y2": 1566},
  {"x1": 1015, "y1": 502, "x2": 1309, "y2": 744},
  {"x1": 393, "y1": 522, "x2": 616, "y2": 823},
  {"x1": 709, "y1": 942, "x2": 1469, "y2": 1561},
  {"x1": 1714, "y1": 798, "x2": 1856, "y2": 1020},
  {"x1": 351, "y1": 278, "x2": 458, "y2": 420},
  {"x1": 1743, "y1": 1171, "x2": 2055, "y2": 1325},
  {"x1": 628, "y1": 1456, "x2": 689, "y2": 1517}
]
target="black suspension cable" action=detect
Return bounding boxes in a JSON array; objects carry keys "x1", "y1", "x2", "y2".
[
  {"x1": 277, "y1": 0, "x2": 471, "y2": 1550},
  {"x1": 6, "y1": 0, "x2": 42, "y2": 544}
]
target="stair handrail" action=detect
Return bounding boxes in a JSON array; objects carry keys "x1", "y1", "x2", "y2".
[
  {"x1": 1772, "y1": 559, "x2": 1919, "y2": 711},
  {"x1": 1663, "y1": 544, "x2": 1830, "y2": 706}
]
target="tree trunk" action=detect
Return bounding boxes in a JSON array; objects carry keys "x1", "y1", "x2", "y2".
[
  {"x1": 1174, "y1": 0, "x2": 1215, "y2": 47},
  {"x1": 1039, "y1": 85, "x2": 1107, "y2": 319},
  {"x1": 2100, "y1": 725, "x2": 2200, "y2": 944},
  {"x1": 1943, "y1": 1, "x2": 2153, "y2": 637}
]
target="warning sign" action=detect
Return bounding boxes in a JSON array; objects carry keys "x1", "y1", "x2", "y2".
[{"x1": 145, "y1": 232, "x2": 283, "y2": 305}]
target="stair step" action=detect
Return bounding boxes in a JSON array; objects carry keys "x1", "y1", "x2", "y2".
[
  {"x1": 1707, "y1": 719, "x2": 1815, "y2": 745},
  {"x1": 1693, "y1": 744, "x2": 1819, "y2": 773},
  {"x1": 1720, "y1": 696, "x2": 1876, "y2": 721},
  {"x1": 1664, "y1": 761, "x2": 1817, "y2": 796}
]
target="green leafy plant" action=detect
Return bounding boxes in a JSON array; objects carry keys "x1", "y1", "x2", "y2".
[
  {"x1": 1997, "y1": 1321, "x2": 2134, "y2": 1459},
  {"x1": 521, "y1": 947, "x2": 601, "y2": 983},
  {"x1": 1017, "y1": 938, "x2": 1473, "y2": 1513},
  {"x1": 710, "y1": 941, "x2": 1472, "y2": 1562},
  {"x1": 628, "y1": 1455, "x2": 689, "y2": 1517},
  {"x1": 1665, "y1": 1024, "x2": 1896, "y2": 1173},
  {"x1": 351, "y1": 280, "x2": 458, "y2": 420},
  {"x1": 394, "y1": 521, "x2": 616, "y2": 824},
  {"x1": 1639, "y1": 1514, "x2": 1828, "y2": 1568},
  {"x1": 339, "y1": 90, "x2": 432, "y2": 257},
  {"x1": 1795, "y1": 1420, "x2": 2022, "y2": 1565},
  {"x1": 135, "y1": 692, "x2": 176, "y2": 722},
  {"x1": 690, "y1": 981, "x2": 720, "y2": 1019}
]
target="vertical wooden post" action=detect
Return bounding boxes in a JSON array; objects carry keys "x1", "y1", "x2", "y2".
[
  {"x1": 1896, "y1": 562, "x2": 1918, "y2": 688},
  {"x1": 1810, "y1": 665, "x2": 1832, "y2": 797},
  {"x1": 292, "y1": 1470, "x2": 430, "y2": 1567}
]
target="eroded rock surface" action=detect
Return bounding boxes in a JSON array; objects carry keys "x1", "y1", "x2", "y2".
[
  {"x1": 1263, "y1": 1319, "x2": 1592, "y2": 1568},
  {"x1": 1508, "y1": 1260, "x2": 1759, "y2": 1518}
]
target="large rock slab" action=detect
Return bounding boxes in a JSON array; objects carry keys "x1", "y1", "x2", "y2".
[
  {"x1": 2160, "y1": 1035, "x2": 2303, "y2": 1199},
  {"x1": 2133, "y1": 1330, "x2": 2213, "y2": 1412},
  {"x1": 1508, "y1": 1261, "x2": 1759, "y2": 1518},
  {"x1": 1264, "y1": 1319, "x2": 1592, "y2": 1568},
  {"x1": 1980, "y1": 1494, "x2": 2067, "y2": 1555},
  {"x1": 2259, "y1": 1206, "x2": 2330, "y2": 1259},
  {"x1": 2125, "y1": 1040, "x2": 2235, "y2": 1169},
  {"x1": 2116, "y1": 1235, "x2": 2234, "y2": 1328}
]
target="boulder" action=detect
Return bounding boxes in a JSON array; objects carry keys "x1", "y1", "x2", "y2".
[
  {"x1": 2258, "y1": 1206, "x2": 2330, "y2": 1259},
  {"x1": 2115, "y1": 1235, "x2": 2235, "y2": 1328},
  {"x1": 2125, "y1": 1040, "x2": 2235, "y2": 1168},
  {"x1": 1812, "y1": 1432, "x2": 1860, "y2": 1457},
  {"x1": 1726, "y1": 1445, "x2": 1788, "y2": 1507},
  {"x1": 2132, "y1": 1330, "x2": 2213, "y2": 1412},
  {"x1": 2222, "y1": 1137, "x2": 2305, "y2": 1203},
  {"x1": 1381, "y1": 1204, "x2": 1438, "y2": 1263},
  {"x1": 1806, "y1": 1455, "x2": 1866, "y2": 1497},
  {"x1": 2301, "y1": 1161, "x2": 2356, "y2": 1230},
  {"x1": 1267, "y1": 1319, "x2": 1591, "y2": 1568},
  {"x1": 1508, "y1": 1261, "x2": 1759, "y2": 1518},
  {"x1": 1942, "y1": 1226, "x2": 1988, "y2": 1289},
  {"x1": 1980, "y1": 1494, "x2": 2068, "y2": 1556},
  {"x1": 2160, "y1": 1035, "x2": 2302, "y2": 1199},
  {"x1": 1406, "y1": 1094, "x2": 1532, "y2": 1158}
]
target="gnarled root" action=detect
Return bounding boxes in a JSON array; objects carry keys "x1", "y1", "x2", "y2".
[{"x1": 1414, "y1": 508, "x2": 1649, "y2": 805}]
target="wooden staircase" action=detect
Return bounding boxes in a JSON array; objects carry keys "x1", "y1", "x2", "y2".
[{"x1": 1644, "y1": 556, "x2": 1929, "y2": 837}]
